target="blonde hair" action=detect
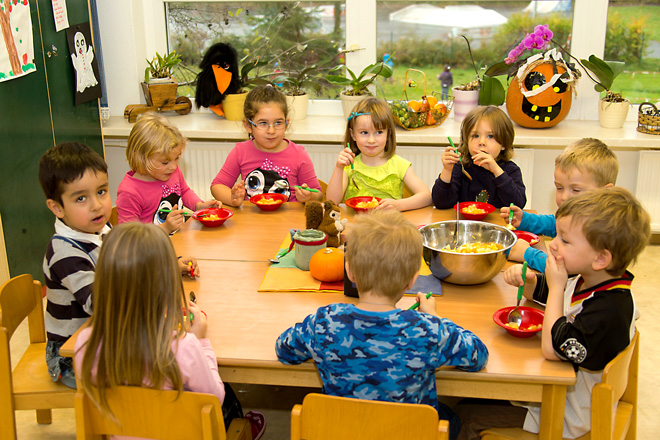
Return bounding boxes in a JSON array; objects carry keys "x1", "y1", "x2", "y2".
[
  {"x1": 555, "y1": 138, "x2": 618, "y2": 186},
  {"x1": 77, "y1": 223, "x2": 187, "y2": 417},
  {"x1": 345, "y1": 97, "x2": 397, "y2": 160},
  {"x1": 126, "y1": 112, "x2": 186, "y2": 175},
  {"x1": 346, "y1": 210, "x2": 421, "y2": 299},
  {"x1": 458, "y1": 106, "x2": 515, "y2": 164},
  {"x1": 556, "y1": 187, "x2": 650, "y2": 276}
]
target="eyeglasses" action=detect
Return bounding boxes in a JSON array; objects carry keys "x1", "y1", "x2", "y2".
[{"x1": 248, "y1": 119, "x2": 287, "y2": 131}]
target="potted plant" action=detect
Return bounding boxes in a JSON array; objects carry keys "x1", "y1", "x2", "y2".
[
  {"x1": 451, "y1": 35, "x2": 506, "y2": 122},
  {"x1": 326, "y1": 60, "x2": 393, "y2": 118},
  {"x1": 142, "y1": 50, "x2": 182, "y2": 107},
  {"x1": 580, "y1": 55, "x2": 629, "y2": 128},
  {"x1": 222, "y1": 54, "x2": 272, "y2": 121}
]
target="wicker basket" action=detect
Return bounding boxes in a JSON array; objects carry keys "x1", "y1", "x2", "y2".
[
  {"x1": 390, "y1": 69, "x2": 453, "y2": 130},
  {"x1": 637, "y1": 102, "x2": 660, "y2": 135}
]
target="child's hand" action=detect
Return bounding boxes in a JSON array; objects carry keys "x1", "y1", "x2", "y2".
[
  {"x1": 503, "y1": 263, "x2": 535, "y2": 287},
  {"x1": 545, "y1": 247, "x2": 568, "y2": 292},
  {"x1": 231, "y1": 181, "x2": 246, "y2": 206},
  {"x1": 507, "y1": 239, "x2": 530, "y2": 262},
  {"x1": 196, "y1": 199, "x2": 221, "y2": 210},
  {"x1": 472, "y1": 151, "x2": 503, "y2": 177},
  {"x1": 178, "y1": 256, "x2": 199, "y2": 278},
  {"x1": 336, "y1": 147, "x2": 355, "y2": 169},
  {"x1": 441, "y1": 146, "x2": 459, "y2": 172},
  {"x1": 294, "y1": 184, "x2": 316, "y2": 203},
  {"x1": 188, "y1": 302, "x2": 208, "y2": 339},
  {"x1": 499, "y1": 205, "x2": 523, "y2": 228},
  {"x1": 416, "y1": 292, "x2": 438, "y2": 316},
  {"x1": 375, "y1": 198, "x2": 399, "y2": 211},
  {"x1": 165, "y1": 210, "x2": 185, "y2": 233}
]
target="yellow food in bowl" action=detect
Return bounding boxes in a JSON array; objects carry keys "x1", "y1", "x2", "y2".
[
  {"x1": 256, "y1": 198, "x2": 282, "y2": 205},
  {"x1": 461, "y1": 205, "x2": 486, "y2": 215},
  {"x1": 355, "y1": 198, "x2": 379, "y2": 209},
  {"x1": 504, "y1": 322, "x2": 542, "y2": 331},
  {"x1": 202, "y1": 214, "x2": 221, "y2": 221},
  {"x1": 442, "y1": 242, "x2": 504, "y2": 253}
]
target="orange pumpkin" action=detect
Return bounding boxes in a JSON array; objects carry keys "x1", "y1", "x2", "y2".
[
  {"x1": 309, "y1": 247, "x2": 344, "y2": 282},
  {"x1": 506, "y1": 59, "x2": 576, "y2": 128}
]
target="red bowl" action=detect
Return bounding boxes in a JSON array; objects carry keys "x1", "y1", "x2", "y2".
[
  {"x1": 250, "y1": 193, "x2": 287, "y2": 211},
  {"x1": 192, "y1": 208, "x2": 233, "y2": 227},
  {"x1": 345, "y1": 196, "x2": 382, "y2": 213},
  {"x1": 493, "y1": 306, "x2": 544, "y2": 338},
  {"x1": 454, "y1": 202, "x2": 496, "y2": 221},
  {"x1": 513, "y1": 230, "x2": 541, "y2": 246}
]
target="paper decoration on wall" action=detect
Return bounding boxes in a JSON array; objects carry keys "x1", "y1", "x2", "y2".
[
  {"x1": 66, "y1": 22, "x2": 101, "y2": 106},
  {"x1": 0, "y1": 0, "x2": 37, "y2": 83},
  {"x1": 51, "y1": 0, "x2": 69, "y2": 32}
]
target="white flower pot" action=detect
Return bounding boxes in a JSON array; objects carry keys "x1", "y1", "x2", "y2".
[
  {"x1": 452, "y1": 88, "x2": 479, "y2": 123},
  {"x1": 598, "y1": 99, "x2": 630, "y2": 129},
  {"x1": 340, "y1": 92, "x2": 371, "y2": 119},
  {"x1": 286, "y1": 94, "x2": 309, "y2": 121}
]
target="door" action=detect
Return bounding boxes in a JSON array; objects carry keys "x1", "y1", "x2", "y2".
[{"x1": 0, "y1": 0, "x2": 103, "y2": 280}]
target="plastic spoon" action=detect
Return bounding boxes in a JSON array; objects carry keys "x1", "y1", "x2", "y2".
[
  {"x1": 506, "y1": 203, "x2": 515, "y2": 230},
  {"x1": 448, "y1": 137, "x2": 472, "y2": 181},
  {"x1": 408, "y1": 292, "x2": 433, "y2": 310},
  {"x1": 158, "y1": 209, "x2": 193, "y2": 216},
  {"x1": 507, "y1": 262, "x2": 528, "y2": 326},
  {"x1": 269, "y1": 242, "x2": 294, "y2": 264}
]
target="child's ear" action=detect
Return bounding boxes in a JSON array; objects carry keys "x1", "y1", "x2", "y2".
[
  {"x1": 349, "y1": 129, "x2": 356, "y2": 142},
  {"x1": 404, "y1": 271, "x2": 420, "y2": 291},
  {"x1": 243, "y1": 119, "x2": 253, "y2": 136},
  {"x1": 46, "y1": 199, "x2": 65, "y2": 219},
  {"x1": 592, "y1": 249, "x2": 613, "y2": 272},
  {"x1": 345, "y1": 261, "x2": 355, "y2": 283},
  {"x1": 604, "y1": 183, "x2": 614, "y2": 188}
]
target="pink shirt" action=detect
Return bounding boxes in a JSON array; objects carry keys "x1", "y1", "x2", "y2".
[
  {"x1": 212, "y1": 139, "x2": 320, "y2": 202},
  {"x1": 116, "y1": 168, "x2": 202, "y2": 225},
  {"x1": 74, "y1": 327, "x2": 225, "y2": 440}
]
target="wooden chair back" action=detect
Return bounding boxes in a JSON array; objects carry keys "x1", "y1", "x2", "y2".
[
  {"x1": 75, "y1": 385, "x2": 251, "y2": 440},
  {"x1": 480, "y1": 331, "x2": 640, "y2": 440},
  {"x1": 109, "y1": 206, "x2": 119, "y2": 226},
  {"x1": 290, "y1": 393, "x2": 449, "y2": 440},
  {"x1": 0, "y1": 274, "x2": 75, "y2": 440}
]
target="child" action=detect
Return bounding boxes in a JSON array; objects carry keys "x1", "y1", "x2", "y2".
[
  {"x1": 210, "y1": 85, "x2": 323, "y2": 206},
  {"x1": 276, "y1": 210, "x2": 489, "y2": 440},
  {"x1": 457, "y1": 187, "x2": 650, "y2": 440},
  {"x1": 116, "y1": 112, "x2": 219, "y2": 234},
  {"x1": 326, "y1": 97, "x2": 432, "y2": 211},
  {"x1": 432, "y1": 106, "x2": 526, "y2": 209},
  {"x1": 501, "y1": 138, "x2": 617, "y2": 272},
  {"x1": 74, "y1": 223, "x2": 265, "y2": 439},
  {"x1": 38, "y1": 142, "x2": 113, "y2": 389}
]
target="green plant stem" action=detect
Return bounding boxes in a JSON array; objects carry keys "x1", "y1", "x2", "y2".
[{"x1": 551, "y1": 39, "x2": 607, "y2": 92}]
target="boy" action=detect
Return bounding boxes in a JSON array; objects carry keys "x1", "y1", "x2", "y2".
[
  {"x1": 275, "y1": 210, "x2": 489, "y2": 440},
  {"x1": 502, "y1": 138, "x2": 618, "y2": 272},
  {"x1": 478, "y1": 187, "x2": 649, "y2": 439},
  {"x1": 39, "y1": 142, "x2": 113, "y2": 389}
]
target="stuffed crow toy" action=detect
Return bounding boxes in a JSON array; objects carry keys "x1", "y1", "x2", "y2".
[{"x1": 195, "y1": 43, "x2": 241, "y2": 117}]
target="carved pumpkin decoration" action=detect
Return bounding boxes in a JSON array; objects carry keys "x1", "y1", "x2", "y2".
[
  {"x1": 309, "y1": 247, "x2": 344, "y2": 282},
  {"x1": 506, "y1": 50, "x2": 579, "y2": 129}
]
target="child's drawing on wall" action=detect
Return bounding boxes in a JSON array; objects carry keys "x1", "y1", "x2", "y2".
[
  {"x1": 0, "y1": 0, "x2": 36, "y2": 82},
  {"x1": 65, "y1": 22, "x2": 101, "y2": 105}
]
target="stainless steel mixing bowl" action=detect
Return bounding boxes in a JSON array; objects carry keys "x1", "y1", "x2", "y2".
[{"x1": 420, "y1": 220, "x2": 517, "y2": 285}]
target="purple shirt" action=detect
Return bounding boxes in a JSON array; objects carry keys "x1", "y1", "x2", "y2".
[
  {"x1": 212, "y1": 139, "x2": 320, "y2": 202},
  {"x1": 116, "y1": 168, "x2": 202, "y2": 225}
]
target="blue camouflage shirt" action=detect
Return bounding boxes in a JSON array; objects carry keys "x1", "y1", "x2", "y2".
[{"x1": 275, "y1": 303, "x2": 489, "y2": 412}]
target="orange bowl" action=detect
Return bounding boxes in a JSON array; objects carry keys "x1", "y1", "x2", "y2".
[
  {"x1": 493, "y1": 306, "x2": 544, "y2": 338},
  {"x1": 454, "y1": 202, "x2": 496, "y2": 221},
  {"x1": 192, "y1": 208, "x2": 233, "y2": 227},
  {"x1": 513, "y1": 230, "x2": 540, "y2": 246},
  {"x1": 345, "y1": 196, "x2": 382, "y2": 213},
  {"x1": 250, "y1": 193, "x2": 287, "y2": 211}
]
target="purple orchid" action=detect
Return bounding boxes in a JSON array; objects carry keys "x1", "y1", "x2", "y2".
[{"x1": 505, "y1": 24, "x2": 554, "y2": 64}]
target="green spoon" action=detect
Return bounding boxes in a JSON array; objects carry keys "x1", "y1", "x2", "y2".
[
  {"x1": 292, "y1": 185, "x2": 320, "y2": 193},
  {"x1": 408, "y1": 292, "x2": 434, "y2": 310},
  {"x1": 507, "y1": 262, "x2": 528, "y2": 326}
]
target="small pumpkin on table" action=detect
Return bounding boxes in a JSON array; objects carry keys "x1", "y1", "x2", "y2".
[{"x1": 304, "y1": 201, "x2": 348, "y2": 282}]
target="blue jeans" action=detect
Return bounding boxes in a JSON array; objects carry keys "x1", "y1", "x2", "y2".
[{"x1": 46, "y1": 340, "x2": 77, "y2": 389}]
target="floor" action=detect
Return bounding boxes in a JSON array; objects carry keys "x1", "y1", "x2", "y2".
[{"x1": 10, "y1": 244, "x2": 660, "y2": 439}]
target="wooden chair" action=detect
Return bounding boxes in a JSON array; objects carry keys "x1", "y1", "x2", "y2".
[
  {"x1": 75, "y1": 385, "x2": 252, "y2": 440},
  {"x1": 109, "y1": 206, "x2": 118, "y2": 226},
  {"x1": 480, "y1": 331, "x2": 639, "y2": 440},
  {"x1": 0, "y1": 274, "x2": 75, "y2": 440},
  {"x1": 290, "y1": 393, "x2": 449, "y2": 440}
]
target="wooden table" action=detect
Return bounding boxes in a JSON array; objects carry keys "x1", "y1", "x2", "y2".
[{"x1": 66, "y1": 203, "x2": 576, "y2": 439}]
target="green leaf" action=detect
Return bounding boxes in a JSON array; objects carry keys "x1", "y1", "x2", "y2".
[
  {"x1": 581, "y1": 55, "x2": 614, "y2": 91},
  {"x1": 484, "y1": 61, "x2": 511, "y2": 78},
  {"x1": 478, "y1": 76, "x2": 505, "y2": 106}
]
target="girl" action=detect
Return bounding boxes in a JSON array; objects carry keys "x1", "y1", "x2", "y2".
[
  {"x1": 74, "y1": 223, "x2": 265, "y2": 439},
  {"x1": 432, "y1": 106, "x2": 526, "y2": 209},
  {"x1": 326, "y1": 97, "x2": 432, "y2": 211},
  {"x1": 116, "y1": 112, "x2": 219, "y2": 234},
  {"x1": 211, "y1": 85, "x2": 323, "y2": 206}
]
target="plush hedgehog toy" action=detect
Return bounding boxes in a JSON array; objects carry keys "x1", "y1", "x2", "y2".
[{"x1": 195, "y1": 42, "x2": 242, "y2": 117}]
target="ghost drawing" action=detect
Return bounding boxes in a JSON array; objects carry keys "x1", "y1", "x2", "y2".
[{"x1": 71, "y1": 32, "x2": 98, "y2": 93}]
